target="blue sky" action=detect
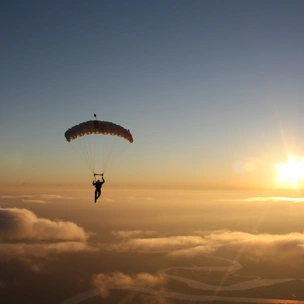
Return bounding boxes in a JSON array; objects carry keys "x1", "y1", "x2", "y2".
[{"x1": 2, "y1": 0, "x2": 304, "y2": 188}]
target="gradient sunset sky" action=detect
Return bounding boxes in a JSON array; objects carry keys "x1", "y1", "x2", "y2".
[{"x1": 2, "y1": 0, "x2": 304, "y2": 189}]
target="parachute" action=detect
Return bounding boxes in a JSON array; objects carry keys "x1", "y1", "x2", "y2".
[
  {"x1": 65, "y1": 120, "x2": 133, "y2": 143},
  {"x1": 65, "y1": 118, "x2": 134, "y2": 175}
]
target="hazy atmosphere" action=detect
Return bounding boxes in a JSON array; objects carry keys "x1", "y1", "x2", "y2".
[
  {"x1": 2, "y1": 0, "x2": 304, "y2": 189},
  {"x1": 2, "y1": 1, "x2": 304, "y2": 303}
]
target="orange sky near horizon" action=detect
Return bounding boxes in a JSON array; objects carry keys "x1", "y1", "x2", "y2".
[{"x1": 2, "y1": 1, "x2": 304, "y2": 192}]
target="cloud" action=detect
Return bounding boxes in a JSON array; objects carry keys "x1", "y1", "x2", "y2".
[
  {"x1": 102, "y1": 235, "x2": 207, "y2": 254},
  {"x1": 170, "y1": 230, "x2": 304, "y2": 263},
  {"x1": 111, "y1": 230, "x2": 158, "y2": 239},
  {"x1": 92, "y1": 272, "x2": 167, "y2": 297},
  {"x1": 0, "y1": 241, "x2": 96, "y2": 265},
  {"x1": 93, "y1": 272, "x2": 167, "y2": 288},
  {"x1": 126, "y1": 196, "x2": 157, "y2": 201},
  {"x1": 104, "y1": 230, "x2": 304, "y2": 263},
  {"x1": 144, "y1": 196, "x2": 157, "y2": 201},
  {"x1": 0, "y1": 208, "x2": 96, "y2": 269},
  {"x1": 0, "y1": 194, "x2": 73, "y2": 204},
  {"x1": 0, "y1": 208, "x2": 89, "y2": 242},
  {"x1": 21, "y1": 198, "x2": 46, "y2": 204},
  {"x1": 242, "y1": 196, "x2": 304, "y2": 203},
  {"x1": 103, "y1": 197, "x2": 115, "y2": 202}
]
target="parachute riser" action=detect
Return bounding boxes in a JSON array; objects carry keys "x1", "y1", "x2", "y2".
[{"x1": 94, "y1": 173, "x2": 104, "y2": 180}]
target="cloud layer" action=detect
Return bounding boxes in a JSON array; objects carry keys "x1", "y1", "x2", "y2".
[
  {"x1": 0, "y1": 207, "x2": 88, "y2": 242},
  {"x1": 93, "y1": 272, "x2": 166, "y2": 288},
  {"x1": 92, "y1": 272, "x2": 167, "y2": 298},
  {"x1": 111, "y1": 230, "x2": 158, "y2": 239},
  {"x1": 102, "y1": 229, "x2": 304, "y2": 263},
  {"x1": 0, "y1": 208, "x2": 96, "y2": 268},
  {"x1": 1, "y1": 194, "x2": 73, "y2": 204},
  {"x1": 92, "y1": 229, "x2": 304, "y2": 299}
]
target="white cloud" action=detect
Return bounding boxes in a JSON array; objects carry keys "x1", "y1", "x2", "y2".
[
  {"x1": 104, "y1": 230, "x2": 304, "y2": 263},
  {"x1": 0, "y1": 207, "x2": 89, "y2": 241},
  {"x1": 111, "y1": 230, "x2": 158, "y2": 239},
  {"x1": 92, "y1": 272, "x2": 167, "y2": 297},
  {"x1": 102, "y1": 235, "x2": 207, "y2": 253},
  {"x1": 170, "y1": 230, "x2": 304, "y2": 262},
  {"x1": 103, "y1": 197, "x2": 115, "y2": 202},
  {"x1": 243, "y1": 196, "x2": 304, "y2": 203},
  {"x1": 0, "y1": 208, "x2": 97, "y2": 269},
  {"x1": 21, "y1": 198, "x2": 46, "y2": 204},
  {"x1": 0, "y1": 194, "x2": 73, "y2": 204}
]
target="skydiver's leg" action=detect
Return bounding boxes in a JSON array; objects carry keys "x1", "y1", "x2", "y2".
[{"x1": 96, "y1": 190, "x2": 101, "y2": 200}]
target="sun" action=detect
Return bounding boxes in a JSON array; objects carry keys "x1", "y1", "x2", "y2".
[{"x1": 276, "y1": 155, "x2": 304, "y2": 188}]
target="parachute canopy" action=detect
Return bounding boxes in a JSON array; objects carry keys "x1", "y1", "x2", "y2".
[
  {"x1": 64, "y1": 120, "x2": 134, "y2": 143},
  {"x1": 64, "y1": 119, "x2": 133, "y2": 175}
]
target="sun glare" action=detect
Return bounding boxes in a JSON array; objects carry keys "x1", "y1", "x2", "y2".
[{"x1": 276, "y1": 156, "x2": 304, "y2": 188}]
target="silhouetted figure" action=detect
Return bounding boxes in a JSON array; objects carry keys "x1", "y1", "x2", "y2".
[{"x1": 92, "y1": 175, "x2": 105, "y2": 203}]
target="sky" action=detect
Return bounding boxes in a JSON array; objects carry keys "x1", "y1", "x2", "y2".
[{"x1": 2, "y1": 0, "x2": 304, "y2": 189}]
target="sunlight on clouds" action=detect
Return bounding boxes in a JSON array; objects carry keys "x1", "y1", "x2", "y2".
[
  {"x1": 104, "y1": 230, "x2": 304, "y2": 263},
  {"x1": 21, "y1": 198, "x2": 46, "y2": 203},
  {"x1": 0, "y1": 208, "x2": 89, "y2": 241},
  {"x1": 1, "y1": 194, "x2": 73, "y2": 204},
  {"x1": 92, "y1": 272, "x2": 167, "y2": 298},
  {"x1": 242, "y1": 196, "x2": 304, "y2": 203},
  {"x1": 0, "y1": 242, "x2": 96, "y2": 261},
  {"x1": 112, "y1": 230, "x2": 158, "y2": 239},
  {"x1": 170, "y1": 231, "x2": 304, "y2": 262},
  {"x1": 0, "y1": 208, "x2": 96, "y2": 269},
  {"x1": 103, "y1": 235, "x2": 204, "y2": 252}
]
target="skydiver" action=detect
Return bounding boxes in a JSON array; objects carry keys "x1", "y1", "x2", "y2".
[{"x1": 92, "y1": 175, "x2": 105, "y2": 203}]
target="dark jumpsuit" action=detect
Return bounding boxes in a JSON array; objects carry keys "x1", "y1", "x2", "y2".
[{"x1": 93, "y1": 177, "x2": 105, "y2": 202}]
